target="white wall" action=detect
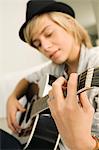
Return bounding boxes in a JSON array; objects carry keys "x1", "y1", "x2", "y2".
[
  {"x1": 0, "y1": 0, "x2": 48, "y2": 77},
  {"x1": 0, "y1": 0, "x2": 48, "y2": 118}
]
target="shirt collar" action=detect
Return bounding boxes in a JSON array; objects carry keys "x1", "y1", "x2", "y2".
[{"x1": 77, "y1": 44, "x2": 89, "y2": 74}]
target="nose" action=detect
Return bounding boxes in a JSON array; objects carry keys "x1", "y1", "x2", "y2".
[{"x1": 41, "y1": 38, "x2": 52, "y2": 53}]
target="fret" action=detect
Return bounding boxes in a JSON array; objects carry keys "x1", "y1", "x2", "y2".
[
  {"x1": 77, "y1": 79, "x2": 85, "y2": 90},
  {"x1": 19, "y1": 66, "x2": 99, "y2": 137},
  {"x1": 31, "y1": 68, "x2": 99, "y2": 116},
  {"x1": 77, "y1": 67, "x2": 99, "y2": 91},
  {"x1": 85, "y1": 68, "x2": 94, "y2": 88},
  {"x1": 91, "y1": 67, "x2": 99, "y2": 87},
  {"x1": 29, "y1": 67, "x2": 99, "y2": 118},
  {"x1": 77, "y1": 70, "x2": 87, "y2": 91},
  {"x1": 29, "y1": 68, "x2": 99, "y2": 118}
]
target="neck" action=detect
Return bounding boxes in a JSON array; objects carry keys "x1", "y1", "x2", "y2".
[
  {"x1": 67, "y1": 65, "x2": 77, "y2": 77},
  {"x1": 67, "y1": 44, "x2": 80, "y2": 75}
]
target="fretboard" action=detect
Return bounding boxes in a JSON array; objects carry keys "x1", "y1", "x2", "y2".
[
  {"x1": 30, "y1": 95, "x2": 49, "y2": 118},
  {"x1": 30, "y1": 67, "x2": 99, "y2": 119}
]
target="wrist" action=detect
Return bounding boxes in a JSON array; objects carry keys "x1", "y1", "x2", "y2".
[
  {"x1": 80, "y1": 136, "x2": 97, "y2": 150},
  {"x1": 73, "y1": 135, "x2": 96, "y2": 150},
  {"x1": 90, "y1": 136, "x2": 97, "y2": 150},
  {"x1": 92, "y1": 135, "x2": 99, "y2": 150}
]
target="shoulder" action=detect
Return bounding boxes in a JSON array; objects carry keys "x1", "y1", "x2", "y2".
[
  {"x1": 86, "y1": 46, "x2": 99, "y2": 68},
  {"x1": 87, "y1": 46, "x2": 99, "y2": 56}
]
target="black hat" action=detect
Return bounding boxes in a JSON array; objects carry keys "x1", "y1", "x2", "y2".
[{"x1": 19, "y1": 0, "x2": 75, "y2": 42}]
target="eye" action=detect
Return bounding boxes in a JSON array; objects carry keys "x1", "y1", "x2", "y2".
[
  {"x1": 38, "y1": 43, "x2": 41, "y2": 48},
  {"x1": 45, "y1": 31, "x2": 53, "y2": 37},
  {"x1": 46, "y1": 32, "x2": 52, "y2": 37},
  {"x1": 33, "y1": 40, "x2": 41, "y2": 48}
]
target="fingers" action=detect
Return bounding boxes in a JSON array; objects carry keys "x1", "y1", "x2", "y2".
[
  {"x1": 79, "y1": 92, "x2": 94, "y2": 113},
  {"x1": 7, "y1": 102, "x2": 26, "y2": 133},
  {"x1": 7, "y1": 110, "x2": 20, "y2": 133},
  {"x1": 48, "y1": 73, "x2": 78, "y2": 106},
  {"x1": 66, "y1": 73, "x2": 78, "y2": 106},
  {"x1": 51, "y1": 76, "x2": 67, "y2": 102},
  {"x1": 48, "y1": 76, "x2": 66, "y2": 117},
  {"x1": 7, "y1": 115, "x2": 17, "y2": 133}
]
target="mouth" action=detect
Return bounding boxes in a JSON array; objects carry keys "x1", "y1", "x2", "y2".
[{"x1": 50, "y1": 50, "x2": 60, "y2": 59}]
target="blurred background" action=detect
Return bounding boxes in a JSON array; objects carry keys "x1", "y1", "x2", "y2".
[{"x1": 60, "y1": 0, "x2": 99, "y2": 46}]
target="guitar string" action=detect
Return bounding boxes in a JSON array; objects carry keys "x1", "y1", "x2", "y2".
[
  {"x1": 78, "y1": 72, "x2": 99, "y2": 86},
  {"x1": 78, "y1": 68, "x2": 99, "y2": 87},
  {"x1": 32, "y1": 69, "x2": 99, "y2": 112},
  {"x1": 33, "y1": 68, "x2": 99, "y2": 112},
  {"x1": 78, "y1": 67, "x2": 99, "y2": 79},
  {"x1": 77, "y1": 77, "x2": 99, "y2": 89},
  {"x1": 22, "y1": 74, "x2": 99, "y2": 135},
  {"x1": 79, "y1": 68, "x2": 99, "y2": 79},
  {"x1": 78, "y1": 75, "x2": 99, "y2": 84},
  {"x1": 32, "y1": 71, "x2": 96, "y2": 110},
  {"x1": 21, "y1": 71, "x2": 97, "y2": 134},
  {"x1": 20, "y1": 67, "x2": 99, "y2": 134}
]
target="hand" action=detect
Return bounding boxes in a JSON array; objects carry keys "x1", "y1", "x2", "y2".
[
  {"x1": 7, "y1": 95, "x2": 26, "y2": 133},
  {"x1": 48, "y1": 73, "x2": 96, "y2": 150}
]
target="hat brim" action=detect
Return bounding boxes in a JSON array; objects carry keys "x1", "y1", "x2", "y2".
[{"x1": 19, "y1": 2, "x2": 75, "y2": 42}]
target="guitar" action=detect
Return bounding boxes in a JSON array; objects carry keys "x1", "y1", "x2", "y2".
[{"x1": 16, "y1": 67, "x2": 99, "y2": 150}]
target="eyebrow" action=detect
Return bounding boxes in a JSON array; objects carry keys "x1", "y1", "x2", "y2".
[{"x1": 32, "y1": 25, "x2": 51, "y2": 43}]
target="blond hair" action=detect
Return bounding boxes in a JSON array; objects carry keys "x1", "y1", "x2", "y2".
[{"x1": 24, "y1": 12, "x2": 92, "y2": 48}]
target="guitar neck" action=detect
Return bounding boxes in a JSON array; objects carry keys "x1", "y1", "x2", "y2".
[
  {"x1": 30, "y1": 67, "x2": 99, "y2": 119},
  {"x1": 31, "y1": 95, "x2": 49, "y2": 118}
]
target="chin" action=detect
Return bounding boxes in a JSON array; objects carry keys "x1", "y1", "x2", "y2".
[{"x1": 53, "y1": 59, "x2": 65, "y2": 64}]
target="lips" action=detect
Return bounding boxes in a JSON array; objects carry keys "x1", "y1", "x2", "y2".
[{"x1": 50, "y1": 50, "x2": 59, "y2": 59}]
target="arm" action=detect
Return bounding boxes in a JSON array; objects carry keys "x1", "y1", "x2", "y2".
[
  {"x1": 6, "y1": 62, "x2": 63, "y2": 133},
  {"x1": 48, "y1": 74, "x2": 96, "y2": 150},
  {"x1": 7, "y1": 78, "x2": 30, "y2": 133}
]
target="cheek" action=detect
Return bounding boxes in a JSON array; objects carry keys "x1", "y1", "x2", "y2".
[{"x1": 62, "y1": 38, "x2": 74, "y2": 54}]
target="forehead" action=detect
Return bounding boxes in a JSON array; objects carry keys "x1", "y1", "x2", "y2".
[{"x1": 31, "y1": 14, "x2": 55, "y2": 36}]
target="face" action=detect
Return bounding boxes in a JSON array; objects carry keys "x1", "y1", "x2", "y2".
[{"x1": 32, "y1": 14, "x2": 79, "y2": 65}]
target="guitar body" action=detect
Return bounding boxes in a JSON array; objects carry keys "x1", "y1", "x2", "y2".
[
  {"x1": 16, "y1": 74, "x2": 59, "y2": 150},
  {"x1": 24, "y1": 114, "x2": 59, "y2": 150},
  {"x1": 16, "y1": 67, "x2": 99, "y2": 150}
]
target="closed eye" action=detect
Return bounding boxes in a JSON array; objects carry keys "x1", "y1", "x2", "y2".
[
  {"x1": 45, "y1": 31, "x2": 54, "y2": 38},
  {"x1": 46, "y1": 32, "x2": 53, "y2": 37},
  {"x1": 33, "y1": 40, "x2": 41, "y2": 48}
]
